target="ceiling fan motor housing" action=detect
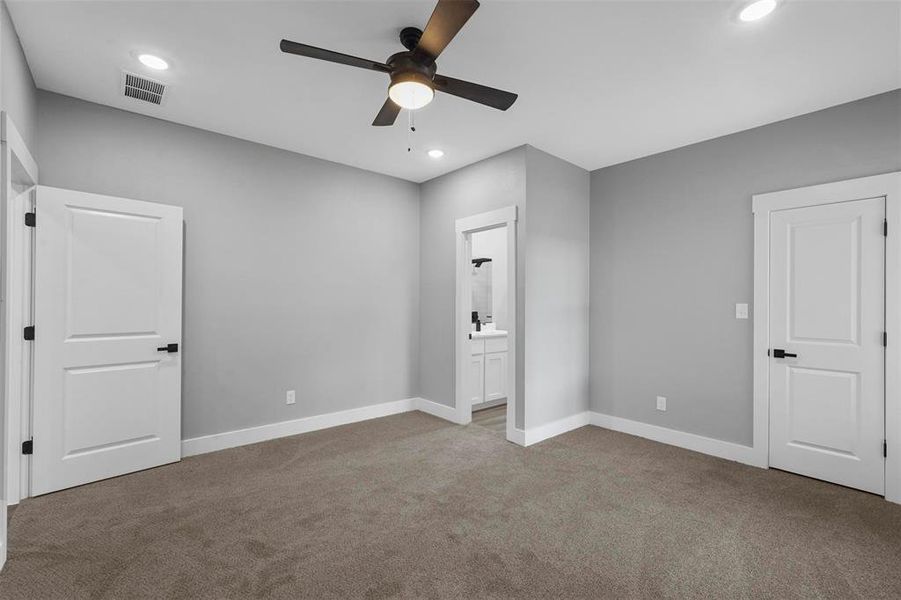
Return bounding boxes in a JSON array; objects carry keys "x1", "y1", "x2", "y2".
[{"x1": 387, "y1": 52, "x2": 437, "y2": 90}]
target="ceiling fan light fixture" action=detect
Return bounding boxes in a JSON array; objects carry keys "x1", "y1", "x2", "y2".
[{"x1": 388, "y1": 72, "x2": 434, "y2": 110}]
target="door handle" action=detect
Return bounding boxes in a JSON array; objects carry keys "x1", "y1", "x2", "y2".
[
  {"x1": 157, "y1": 343, "x2": 179, "y2": 353},
  {"x1": 771, "y1": 348, "x2": 796, "y2": 358}
]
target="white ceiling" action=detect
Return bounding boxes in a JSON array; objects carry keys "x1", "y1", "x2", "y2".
[{"x1": 8, "y1": 1, "x2": 900, "y2": 183}]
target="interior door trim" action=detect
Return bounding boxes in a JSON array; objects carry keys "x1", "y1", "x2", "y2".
[
  {"x1": 454, "y1": 206, "x2": 519, "y2": 444},
  {"x1": 751, "y1": 171, "x2": 901, "y2": 504},
  {"x1": 0, "y1": 111, "x2": 39, "y2": 570}
]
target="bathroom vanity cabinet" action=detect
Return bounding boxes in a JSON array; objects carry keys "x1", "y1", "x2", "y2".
[{"x1": 470, "y1": 331, "x2": 508, "y2": 407}]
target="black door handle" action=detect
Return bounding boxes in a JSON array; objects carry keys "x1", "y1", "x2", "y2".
[
  {"x1": 157, "y1": 343, "x2": 179, "y2": 353},
  {"x1": 771, "y1": 348, "x2": 797, "y2": 358}
]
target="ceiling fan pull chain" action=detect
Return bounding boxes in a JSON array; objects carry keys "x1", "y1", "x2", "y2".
[{"x1": 407, "y1": 110, "x2": 415, "y2": 153}]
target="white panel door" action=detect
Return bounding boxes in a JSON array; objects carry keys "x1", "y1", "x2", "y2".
[
  {"x1": 32, "y1": 186, "x2": 183, "y2": 496},
  {"x1": 484, "y1": 352, "x2": 507, "y2": 402},
  {"x1": 769, "y1": 196, "x2": 884, "y2": 494},
  {"x1": 471, "y1": 354, "x2": 484, "y2": 406}
]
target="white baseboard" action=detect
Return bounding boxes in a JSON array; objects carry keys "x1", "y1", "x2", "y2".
[
  {"x1": 415, "y1": 397, "x2": 466, "y2": 424},
  {"x1": 182, "y1": 402, "x2": 761, "y2": 469},
  {"x1": 589, "y1": 412, "x2": 764, "y2": 467},
  {"x1": 182, "y1": 398, "x2": 417, "y2": 457},
  {"x1": 508, "y1": 427, "x2": 526, "y2": 446},
  {"x1": 183, "y1": 397, "x2": 476, "y2": 458},
  {"x1": 524, "y1": 411, "x2": 591, "y2": 446}
]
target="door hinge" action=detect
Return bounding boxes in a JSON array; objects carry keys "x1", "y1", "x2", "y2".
[
  {"x1": 21, "y1": 439, "x2": 33, "y2": 455},
  {"x1": 884, "y1": 331, "x2": 888, "y2": 347},
  {"x1": 884, "y1": 219, "x2": 888, "y2": 237},
  {"x1": 885, "y1": 440, "x2": 888, "y2": 458},
  {"x1": 23, "y1": 325, "x2": 34, "y2": 341},
  {"x1": 24, "y1": 212, "x2": 35, "y2": 227}
]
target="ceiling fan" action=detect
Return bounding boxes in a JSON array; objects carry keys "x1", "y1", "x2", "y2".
[{"x1": 279, "y1": 0, "x2": 518, "y2": 126}]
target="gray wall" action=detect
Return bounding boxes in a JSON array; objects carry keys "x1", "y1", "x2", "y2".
[
  {"x1": 418, "y1": 145, "x2": 590, "y2": 432},
  {"x1": 419, "y1": 147, "x2": 527, "y2": 428},
  {"x1": 590, "y1": 89, "x2": 901, "y2": 446},
  {"x1": 524, "y1": 147, "x2": 590, "y2": 429},
  {"x1": 36, "y1": 91, "x2": 421, "y2": 440},
  {"x1": 1, "y1": 0, "x2": 36, "y2": 149}
]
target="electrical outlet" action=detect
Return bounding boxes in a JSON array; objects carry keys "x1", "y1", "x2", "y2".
[
  {"x1": 656, "y1": 396, "x2": 667, "y2": 411},
  {"x1": 286, "y1": 390, "x2": 296, "y2": 405},
  {"x1": 735, "y1": 303, "x2": 749, "y2": 319}
]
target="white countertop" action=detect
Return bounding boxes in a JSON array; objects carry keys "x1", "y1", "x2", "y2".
[{"x1": 471, "y1": 330, "x2": 508, "y2": 339}]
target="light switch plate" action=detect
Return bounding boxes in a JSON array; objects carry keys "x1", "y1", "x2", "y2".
[{"x1": 735, "y1": 303, "x2": 749, "y2": 319}]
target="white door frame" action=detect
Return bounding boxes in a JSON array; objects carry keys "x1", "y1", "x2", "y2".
[
  {"x1": 0, "y1": 112, "x2": 39, "y2": 567},
  {"x1": 752, "y1": 171, "x2": 901, "y2": 504},
  {"x1": 455, "y1": 206, "x2": 520, "y2": 444}
]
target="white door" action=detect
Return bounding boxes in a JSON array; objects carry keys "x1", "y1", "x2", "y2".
[
  {"x1": 32, "y1": 186, "x2": 183, "y2": 496},
  {"x1": 471, "y1": 354, "x2": 484, "y2": 406},
  {"x1": 769, "y1": 196, "x2": 885, "y2": 494},
  {"x1": 484, "y1": 352, "x2": 507, "y2": 402}
]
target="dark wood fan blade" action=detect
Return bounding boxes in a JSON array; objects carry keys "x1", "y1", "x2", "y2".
[
  {"x1": 372, "y1": 98, "x2": 401, "y2": 126},
  {"x1": 280, "y1": 39, "x2": 391, "y2": 73},
  {"x1": 433, "y1": 75, "x2": 517, "y2": 110},
  {"x1": 414, "y1": 0, "x2": 480, "y2": 64}
]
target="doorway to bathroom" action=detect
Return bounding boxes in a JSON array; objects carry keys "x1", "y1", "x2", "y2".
[
  {"x1": 455, "y1": 206, "x2": 519, "y2": 444},
  {"x1": 469, "y1": 227, "x2": 508, "y2": 435}
]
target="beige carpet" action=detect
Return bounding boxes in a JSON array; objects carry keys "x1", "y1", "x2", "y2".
[{"x1": 2, "y1": 412, "x2": 900, "y2": 599}]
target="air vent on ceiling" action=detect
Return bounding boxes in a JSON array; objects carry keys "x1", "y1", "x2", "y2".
[{"x1": 122, "y1": 71, "x2": 166, "y2": 105}]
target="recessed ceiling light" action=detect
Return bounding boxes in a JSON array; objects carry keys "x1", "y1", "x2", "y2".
[
  {"x1": 739, "y1": 0, "x2": 777, "y2": 22},
  {"x1": 138, "y1": 54, "x2": 169, "y2": 70},
  {"x1": 428, "y1": 149, "x2": 444, "y2": 159}
]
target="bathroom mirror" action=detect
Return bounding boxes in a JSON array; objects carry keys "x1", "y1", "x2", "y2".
[{"x1": 471, "y1": 258, "x2": 492, "y2": 324}]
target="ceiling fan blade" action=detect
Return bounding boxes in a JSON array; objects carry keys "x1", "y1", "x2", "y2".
[
  {"x1": 372, "y1": 98, "x2": 401, "y2": 126},
  {"x1": 413, "y1": 0, "x2": 480, "y2": 64},
  {"x1": 280, "y1": 39, "x2": 391, "y2": 73},
  {"x1": 433, "y1": 75, "x2": 518, "y2": 111}
]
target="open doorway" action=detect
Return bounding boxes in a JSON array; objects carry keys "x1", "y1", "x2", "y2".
[
  {"x1": 469, "y1": 227, "x2": 509, "y2": 436},
  {"x1": 455, "y1": 206, "x2": 519, "y2": 444}
]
